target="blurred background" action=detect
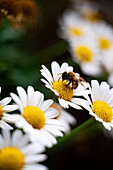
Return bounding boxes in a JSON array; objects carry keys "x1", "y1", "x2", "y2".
[{"x1": 0, "y1": 0, "x2": 113, "y2": 169}]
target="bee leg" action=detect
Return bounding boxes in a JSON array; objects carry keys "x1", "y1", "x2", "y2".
[{"x1": 66, "y1": 81, "x2": 71, "y2": 87}]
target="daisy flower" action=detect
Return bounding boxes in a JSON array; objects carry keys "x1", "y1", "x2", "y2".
[
  {"x1": 0, "y1": 87, "x2": 18, "y2": 130},
  {"x1": 0, "y1": 129, "x2": 48, "y2": 170},
  {"x1": 51, "y1": 102, "x2": 77, "y2": 134},
  {"x1": 93, "y1": 21, "x2": 113, "y2": 55},
  {"x1": 86, "y1": 80, "x2": 113, "y2": 131},
  {"x1": 75, "y1": 1, "x2": 101, "y2": 22},
  {"x1": 41, "y1": 61, "x2": 90, "y2": 110},
  {"x1": 10, "y1": 86, "x2": 65, "y2": 148},
  {"x1": 70, "y1": 38, "x2": 102, "y2": 76},
  {"x1": 58, "y1": 10, "x2": 94, "y2": 42}
]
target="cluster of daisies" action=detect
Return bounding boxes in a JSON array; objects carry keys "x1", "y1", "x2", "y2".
[
  {"x1": 58, "y1": 0, "x2": 113, "y2": 86},
  {"x1": 1, "y1": 61, "x2": 113, "y2": 169}
]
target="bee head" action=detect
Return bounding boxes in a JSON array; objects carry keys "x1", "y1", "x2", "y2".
[{"x1": 62, "y1": 71, "x2": 69, "y2": 80}]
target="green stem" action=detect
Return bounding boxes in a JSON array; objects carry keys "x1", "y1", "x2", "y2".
[{"x1": 47, "y1": 117, "x2": 96, "y2": 152}]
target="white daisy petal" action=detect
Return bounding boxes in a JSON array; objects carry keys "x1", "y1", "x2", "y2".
[
  {"x1": 27, "y1": 86, "x2": 35, "y2": 106},
  {"x1": 0, "y1": 134, "x2": 5, "y2": 149},
  {"x1": 23, "y1": 164, "x2": 48, "y2": 170},
  {"x1": 99, "y1": 82, "x2": 110, "y2": 101},
  {"x1": 0, "y1": 121, "x2": 13, "y2": 130},
  {"x1": 2, "y1": 129, "x2": 11, "y2": 147},
  {"x1": 0, "y1": 97, "x2": 11, "y2": 107},
  {"x1": 17, "y1": 86, "x2": 27, "y2": 107},
  {"x1": 12, "y1": 130, "x2": 24, "y2": 148},
  {"x1": 43, "y1": 125, "x2": 64, "y2": 137},
  {"x1": 91, "y1": 80, "x2": 100, "y2": 101},
  {"x1": 59, "y1": 98, "x2": 69, "y2": 108},
  {"x1": 51, "y1": 61, "x2": 60, "y2": 81},
  {"x1": 41, "y1": 65, "x2": 53, "y2": 83},
  {"x1": 3, "y1": 105, "x2": 18, "y2": 112},
  {"x1": 35, "y1": 92, "x2": 44, "y2": 108},
  {"x1": 44, "y1": 108, "x2": 59, "y2": 119},
  {"x1": 10, "y1": 93, "x2": 23, "y2": 112},
  {"x1": 25, "y1": 154, "x2": 47, "y2": 164},
  {"x1": 40, "y1": 99, "x2": 53, "y2": 112},
  {"x1": 2, "y1": 114, "x2": 17, "y2": 123}
]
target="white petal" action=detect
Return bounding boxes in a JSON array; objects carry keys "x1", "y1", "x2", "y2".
[
  {"x1": 72, "y1": 98, "x2": 91, "y2": 111},
  {"x1": 3, "y1": 105, "x2": 18, "y2": 112},
  {"x1": 22, "y1": 143, "x2": 45, "y2": 155},
  {"x1": 2, "y1": 129, "x2": 11, "y2": 147},
  {"x1": 59, "y1": 98, "x2": 69, "y2": 108},
  {"x1": 46, "y1": 119, "x2": 64, "y2": 127},
  {"x1": 40, "y1": 129, "x2": 57, "y2": 147},
  {"x1": 44, "y1": 125, "x2": 64, "y2": 137},
  {"x1": 0, "y1": 120, "x2": 13, "y2": 130},
  {"x1": 41, "y1": 79, "x2": 52, "y2": 89},
  {"x1": 40, "y1": 99, "x2": 53, "y2": 111},
  {"x1": 12, "y1": 130, "x2": 23, "y2": 147},
  {"x1": 27, "y1": 86, "x2": 35, "y2": 106},
  {"x1": 44, "y1": 107, "x2": 59, "y2": 119},
  {"x1": 0, "y1": 134, "x2": 5, "y2": 149},
  {"x1": 51, "y1": 61, "x2": 60, "y2": 81},
  {"x1": 41, "y1": 65, "x2": 53, "y2": 83},
  {"x1": 23, "y1": 164, "x2": 48, "y2": 170},
  {"x1": 17, "y1": 86, "x2": 27, "y2": 107},
  {"x1": 99, "y1": 82, "x2": 110, "y2": 101},
  {"x1": 81, "y1": 63, "x2": 102, "y2": 76},
  {"x1": 35, "y1": 92, "x2": 44, "y2": 108},
  {"x1": 60, "y1": 62, "x2": 68, "y2": 71},
  {"x1": 69, "y1": 102, "x2": 82, "y2": 110},
  {"x1": 0, "y1": 97, "x2": 11, "y2": 107},
  {"x1": 108, "y1": 73, "x2": 113, "y2": 87},
  {"x1": 25, "y1": 154, "x2": 47, "y2": 163},
  {"x1": 91, "y1": 80, "x2": 100, "y2": 101},
  {"x1": 2, "y1": 113, "x2": 17, "y2": 123},
  {"x1": 10, "y1": 93, "x2": 23, "y2": 112}
]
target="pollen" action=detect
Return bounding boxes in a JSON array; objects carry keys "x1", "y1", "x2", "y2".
[
  {"x1": 92, "y1": 101, "x2": 113, "y2": 122},
  {"x1": 76, "y1": 46, "x2": 92, "y2": 62},
  {"x1": 23, "y1": 106, "x2": 45, "y2": 129},
  {"x1": 52, "y1": 80, "x2": 74, "y2": 101},
  {"x1": 0, "y1": 105, "x2": 3, "y2": 120},
  {"x1": 68, "y1": 27, "x2": 82, "y2": 36},
  {"x1": 99, "y1": 38, "x2": 111, "y2": 49},
  {"x1": 0, "y1": 147, "x2": 25, "y2": 170}
]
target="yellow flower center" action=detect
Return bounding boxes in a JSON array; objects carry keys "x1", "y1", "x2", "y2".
[
  {"x1": 52, "y1": 80, "x2": 74, "y2": 101},
  {"x1": 23, "y1": 106, "x2": 45, "y2": 129},
  {"x1": 0, "y1": 147, "x2": 25, "y2": 170},
  {"x1": 76, "y1": 46, "x2": 92, "y2": 62},
  {"x1": 92, "y1": 101, "x2": 113, "y2": 122},
  {"x1": 68, "y1": 27, "x2": 82, "y2": 36},
  {"x1": 99, "y1": 38, "x2": 111, "y2": 49},
  {"x1": 0, "y1": 105, "x2": 3, "y2": 120}
]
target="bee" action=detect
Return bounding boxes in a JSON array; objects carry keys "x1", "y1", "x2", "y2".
[{"x1": 61, "y1": 71, "x2": 85, "y2": 89}]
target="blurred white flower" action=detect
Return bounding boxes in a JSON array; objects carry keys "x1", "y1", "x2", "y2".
[
  {"x1": 58, "y1": 10, "x2": 94, "y2": 42},
  {"x1": 0, "y1": 129, "x2": 48, "y2": 170},
  {"x1": 10, "y1": 86, "x2": 65, "y2": 148},
  {"x1": 74, "y1": 0, "x2": 101, "y2": 22},
  {"x1": 93, "y1": 22, "x2": 113, "y2": 54},
  {"x1": 70, "y1": 38, "x2": 102, "y2": 76},
  {"x1": 51, "y1": 102, "x2": 77, "y2": 134}
]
